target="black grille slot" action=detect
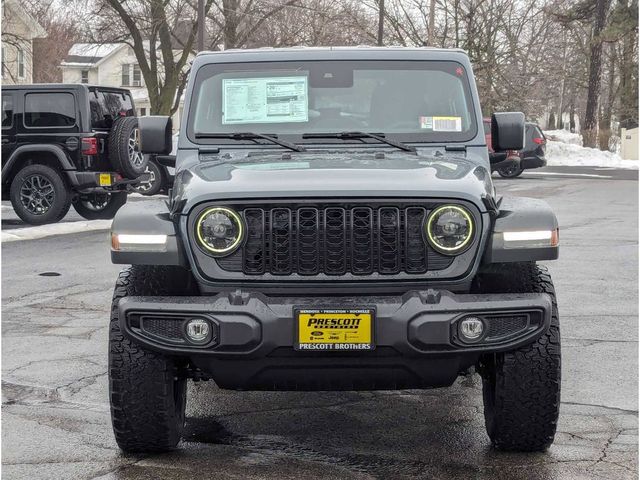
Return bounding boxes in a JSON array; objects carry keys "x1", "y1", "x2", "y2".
[
  {"x1": 270, "y1": 208, "x2": 293, "y2": 275},
  {"x1": 351, "y1": 207, "x2": 374, "y2": 274},
  {"x1": 378, "y1": 207, "x2": 401, "y2": 274},
  {"x1": 297, "y1": 208, "x2": 320, "y2": 275},
  {"x1": 405, "y1": 207, "x2": 428, "y2": 273},
  {"x1": 324, "y1": 208, "x2": 347, "y2": 275},
  {"x1": 217, "y1": 204, "x2": 458, "y2": 276},
  {"x1": 243, "y1": 209, "x2": 266, "y2": 274}
]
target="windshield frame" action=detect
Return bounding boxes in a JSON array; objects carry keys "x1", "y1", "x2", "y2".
[{"x1": 186, "y1": 59, "x2": 479, "y2": 148}]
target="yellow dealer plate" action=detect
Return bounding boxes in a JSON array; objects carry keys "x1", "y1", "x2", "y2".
[
  {"x1": 99, "y1": 173, "x2": 112, "y2": 186},
  {"x1": 295, "y1": 309, "x2": 374, "y2": 351}
]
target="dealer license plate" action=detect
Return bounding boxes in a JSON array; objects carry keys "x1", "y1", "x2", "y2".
[
  {"x1": 295, "y1": 309, "x2": 374, "y2": 351},
  {"x1": 99, "y1": 173, "x2": 112, "y2": 186}
]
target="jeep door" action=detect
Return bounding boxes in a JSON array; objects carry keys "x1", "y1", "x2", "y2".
[
  {"x1": 2, "y1": 91, "x2": 17, "y2": 170},
  {"x1": 21, "y1": 89, "x2": 82, "y2": 167}
]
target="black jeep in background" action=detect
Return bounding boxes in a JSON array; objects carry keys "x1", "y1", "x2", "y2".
[
  {"x1": 1, "y1": 84, "x2": 148, "y2": 225},
  {"x1": 484, "y1": 118, "x2": 547, "y2": 178}
]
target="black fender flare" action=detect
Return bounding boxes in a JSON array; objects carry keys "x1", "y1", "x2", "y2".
[
  {"x1": 483, "y1": 196, "x2": 559, "y2": 263},
  {"x1": 2, "y1": 144, "x2": 76, "y2": 182},
  {"x1": 110, "y1": 201, "x2": 187, "y2": 266}
]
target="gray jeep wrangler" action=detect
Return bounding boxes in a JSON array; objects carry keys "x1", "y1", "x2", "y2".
[{"x1": 109, "y1": 47, "x2": 560, "y2": 453}]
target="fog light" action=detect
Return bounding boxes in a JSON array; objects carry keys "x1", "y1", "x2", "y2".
[
  {"x1": 185, "y1": 318, "x2": 210, "y2": 343},
  {"x1": 459, "y1": 317, "x2": 484, "y2": 342}
]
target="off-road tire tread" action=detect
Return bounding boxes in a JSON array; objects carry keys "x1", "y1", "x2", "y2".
[
  {"x1": 108, "y1": 116, "x2": 146, "y2": 179},
  {"x1": 10, "y1": 164, "x2": 72, "y2": 225},
  {"x1": 109, "y1": 265, "x2": 192, "y2": 452},
  {"x1": 477, "y1": 262, "x2": 560, "y2": 451}
]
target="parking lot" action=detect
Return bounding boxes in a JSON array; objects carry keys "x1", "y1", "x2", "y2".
[{"x1": 1, "y1": 166, "x2": 638, "y2": 480}]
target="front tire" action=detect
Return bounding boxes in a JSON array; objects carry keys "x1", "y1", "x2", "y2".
[
  {"x1": 72, "y1": 192, "x2": 127, "y2": 220},
  {"x1": 475, "y1": 263, "x2": 561, "y2": 451},
  {"x1": 109, "y1": 265, "x2": 196, "y2": 452}
]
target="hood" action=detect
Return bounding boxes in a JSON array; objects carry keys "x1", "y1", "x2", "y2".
[{"x1": 172, "y1": 150, "x2": 493, "y2": 213}]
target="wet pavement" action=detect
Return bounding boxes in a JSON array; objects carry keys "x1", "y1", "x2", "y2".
[{"x1": 2, "y1": 166, "x2": 638, "y2": 479}]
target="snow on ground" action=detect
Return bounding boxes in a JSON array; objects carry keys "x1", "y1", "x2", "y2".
[
  {"x1": 544, "y1": 129, "x2": 583, "y2": 146},
  {"x1": 545, "y1": 140, "x2": 638, "y2": 169},
  {"x1": 1, "y1": 220, "x2": 112, "y2": 243},
  {"x1": 543, "y1": 129, "x2": 638, "y2": 169}
]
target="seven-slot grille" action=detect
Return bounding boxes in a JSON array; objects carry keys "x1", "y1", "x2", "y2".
[{"x1": 215, "y1": 204, "x2": 456, "y2": 276}]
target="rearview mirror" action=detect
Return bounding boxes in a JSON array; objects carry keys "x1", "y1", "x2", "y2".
[
  {"x1": 491, "y1": 112, "x2": 525, "y2": 151},
  {"x1": 139, "y1": 116, "x2": 173, "y2": 155}
]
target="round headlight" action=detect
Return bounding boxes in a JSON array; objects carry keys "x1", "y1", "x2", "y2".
[
  {"x1": 196, "y1": 207, "x2": 244, "y2": 255},
  {"x1": 426, "y1": 205, "x2": 474, "y2": 254}
]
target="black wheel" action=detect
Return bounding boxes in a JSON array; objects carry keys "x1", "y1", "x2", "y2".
[
  {"x1": 474, "y1": 263, "x2": 560, "y2": 451},
  {"x1": 497, "y1": 164, "x2": 524, "y2": 178},
  {"x1": 72, "y1": 191, "x2": 127, "y2": 220},
  {"x1": 9, "y1": 164, "x2": 71, "y2": 225},
  {"x1": 108, "y1": 116, "x2": 148, "y2": 179},
  {"x1": 110, "y1": 265, "x2": 197, "y2": 453},
  {"x1": 131, "y1": 158, "x2": 164, "y2": 196}
]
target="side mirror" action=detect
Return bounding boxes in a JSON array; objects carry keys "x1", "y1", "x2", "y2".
[
  {"x1": 491, "y1": 112, "x2": 525, "y2": 151},
  {"x1": 139, "y1": 116, "x2": 172, "y2": 155}
]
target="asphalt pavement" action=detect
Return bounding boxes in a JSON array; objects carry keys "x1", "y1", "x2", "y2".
[{"x1": 1, "y1": 166, "x2": 638, "y2": 479}]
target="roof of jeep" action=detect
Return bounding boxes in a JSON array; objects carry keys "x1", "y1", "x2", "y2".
[
  {"x1": 199, "y1": 46, "x2": 466, "y2": 55},
  {"x1": 192, "y1": 46, "x2": 471, "y2": 66},
  {"x1": 2, "y1": 84, "x2": 131, "y2": 93}
]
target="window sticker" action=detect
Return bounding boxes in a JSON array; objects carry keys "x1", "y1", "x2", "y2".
[
  {"x1": 222, "y1": 76, "x2": 308, "y2": 124},
  {"x1": 419, "y1": 116, "x2": 462, "y2": 132}
]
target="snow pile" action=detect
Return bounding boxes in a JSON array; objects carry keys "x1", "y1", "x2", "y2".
[
  {"x1": 1, "y1": 220, "x2": 112, "y2": 243},
  {"x1": 542, "y1": 128, "x2": 637, "y2": 169},
  {"x1": 544, "y1": 129, "x2": 583, "y2": 146},
  {"x1": 545, "y1": 140, "x2": 638, "y2": 169}
]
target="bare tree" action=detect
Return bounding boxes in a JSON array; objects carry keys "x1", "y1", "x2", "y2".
[
  {"x1": 207, "y1": 0, "x2": 302, "y2": 50},
  {"x1": 582, "y1": 0, "x2": 612, "y2": 147},
  {"x1": 91, "y1": 0, "x2": 215, "y2": 116},
  {"x1": 24, "y1": 0, "x2": 83, "y2": 83}
]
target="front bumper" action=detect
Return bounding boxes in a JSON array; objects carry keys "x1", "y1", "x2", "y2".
[{"x1": 118, "y1": 290, "x2": 552, "y2": 390}]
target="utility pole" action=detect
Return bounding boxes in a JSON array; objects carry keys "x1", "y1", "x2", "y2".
[
  {"x1": 198, "y1": 0, "x2": 205, "y2": 52},
  {"x1": 427, "y1": 0, "x2": 436, "y2": 45},
  {"x1": 377, "y1": 0, "x2": 384, "y2": 46}
]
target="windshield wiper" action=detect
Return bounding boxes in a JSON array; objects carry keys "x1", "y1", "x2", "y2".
[
  {"x1": 302, "y1": 131, "x2": 416, "y2": 153},
  {"x1": 194, "y1": 132, "x2": 306, "y2": 152}
]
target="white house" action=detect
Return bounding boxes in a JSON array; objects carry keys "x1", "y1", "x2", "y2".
[
  {"x1": 1, "y1": 0, "x2": 47, "y2": 85},
  {"x1": 60, "y1": 43, "x2": 188, "y2": 130}
]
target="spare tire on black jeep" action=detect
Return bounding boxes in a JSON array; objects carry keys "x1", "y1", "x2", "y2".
[{"x1": 109, "y1": 116, "x2": 148, "y2": 179}]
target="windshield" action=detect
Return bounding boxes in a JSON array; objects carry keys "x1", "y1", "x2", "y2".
[{"x1": 188, "y1": 60, "x2": 478, "y2": 145}]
